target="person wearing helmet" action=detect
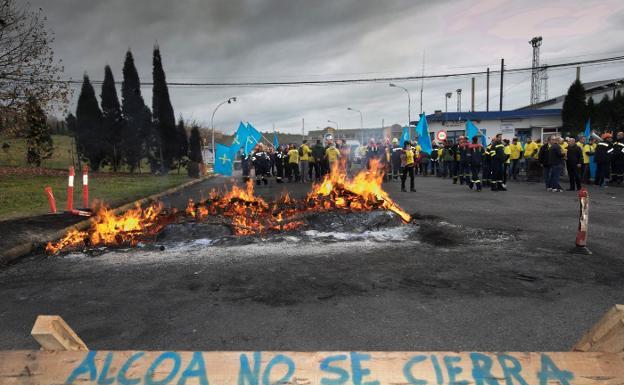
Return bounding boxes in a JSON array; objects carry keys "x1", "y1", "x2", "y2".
[
  {"x1": 612, "y1": 132, "x2": 624, "y2": 185},
  {"x1": 595, "y1": 133, "x2": 613, "y2": 187},
  {"x1": 391, "y1": 137, "x2": 402, "y2": 180}
]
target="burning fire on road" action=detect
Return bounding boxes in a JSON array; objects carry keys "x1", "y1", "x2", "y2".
[{"x1": 46, "y1": 160, "x2": 412, "y2": 254}]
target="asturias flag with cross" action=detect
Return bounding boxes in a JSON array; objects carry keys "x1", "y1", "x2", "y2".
[{"x1": 214, "y1": 143, "x2": 234, "y2": 176}]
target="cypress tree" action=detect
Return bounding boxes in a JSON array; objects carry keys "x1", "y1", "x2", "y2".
[
  {"x1": 101, "y1": 65, "x2": 124, "y2": 171},
  {"x1": 25, "y1": 97, "x2": 53, "y2": 167},
  {"x1": 121, "y1": 50, "x2": 156, "y2": 173},
  {"x1": 75, "y1": 74, "x2": 104, "y2": 171},
  {"x1": 152, "y1": 45, "x2": 177, "y2": 173},
  {"x1": 561, "y1": 79, "x2": 587, "y2": 137},
  {"x1": 188, "y1": 125, "x2": 203, "y2": 163},
  {"x1": 613, "y1": 90, "x2": 624, "y2": 131},
  {"x1": 595, "y1": 95, "x2": 612, "y2": 132},
  {"x1": 187, "y1": 125, "x2": 202, "y2": 178},
  {"x1": 176, "y1": 116, "x2": 189, "y2": 162},
  {"x1": 586, "y1": 96, "x2": 595, "y2": 124}
]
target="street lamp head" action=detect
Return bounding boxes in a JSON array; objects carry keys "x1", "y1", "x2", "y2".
[
  {"x1": 389, "y1": 83, "x2": 396, "y2": 87},
  {"x1": 445, "y1": 92, "x2": 453, "y2": 98},
  {"x1": 347, "y1": 107, "x2": 352, "y2": 111},
  {"x1": 228, "y1": 97, "x2": 237, "y2": 103}
]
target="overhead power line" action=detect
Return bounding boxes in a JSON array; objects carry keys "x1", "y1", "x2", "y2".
[{"x1": 17, "y1": 54, "x2": 624, "y2": 88}]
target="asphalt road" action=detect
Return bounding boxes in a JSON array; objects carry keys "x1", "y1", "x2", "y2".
[{"x1": 1, "y1": 171, "x2": 623, "y2": 351}]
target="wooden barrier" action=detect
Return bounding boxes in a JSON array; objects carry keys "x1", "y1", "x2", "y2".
[
  {"x1": 0, "y1": 350, "x2": 623, "y2": 385},
  {"x1": 574, "y1": 304, "x2": 624, "y2": 353},
  {"x1": 0, "y1": 306, "x2": 621, "y2": 385}
]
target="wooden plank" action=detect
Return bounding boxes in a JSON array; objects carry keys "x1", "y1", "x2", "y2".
[
  {"x1": 573, "y1": 304, "x2": 624, "y2": 352},
  {"x1": 0, "y1": 350, "x2": 623, "y2": 385},
  {"x1": 30, "y1": 315, "x2": 88, "y2": 352},
  {"x1": 592, "y1": 319, "x2": 624, "y2": 353}
]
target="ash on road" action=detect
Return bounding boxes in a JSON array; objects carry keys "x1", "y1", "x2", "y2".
[{"x1": 1, "y1": 174, "x2": 623, "y2": 351}]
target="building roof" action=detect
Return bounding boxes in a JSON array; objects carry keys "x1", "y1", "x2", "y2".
[
  {"x1": 422, "y1": 109, "x2": 561, "y2": 123},
  {"x1": 517, "y1": 77, "x2": 624, "y2": 110}
]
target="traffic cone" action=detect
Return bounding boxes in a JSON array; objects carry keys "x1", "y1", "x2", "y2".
[
  {"x1": 44, "y1": 186, "x2": 57, "y2": 214},
  {"x1": 66, "y1": 166, "x2": 75, "y2": 211}
]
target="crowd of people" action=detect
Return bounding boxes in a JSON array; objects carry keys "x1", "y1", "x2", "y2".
[
  {"x1": 237, "y1": 131, "x2": 624, "y2": 193},
  {"x1": 240, "y1": 139, "x2": 348, "y2": 185}
]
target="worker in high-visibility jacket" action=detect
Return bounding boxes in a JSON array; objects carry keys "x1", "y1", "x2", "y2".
[
  {"x1": 613, "y1": 132, "x2": 624, "y2": 185},
  {"x1": 287, "y1": 144, "x2": 300, "y2": 182},
  {"x1": 490, "y1": 134, "x2": 507, "y2": 191},
  {"x1": 594, "y1": 133, "x2": 613, "y2": 187},
  {"x1": 579, "y1": 136, "x2": 593, "y2": 184},
  {"x1": 467, "y1": 136, "x2": 485, "y2": 191},
  {"x1": 400, "y1": 141, "x2": 416, "y2": 192},
  {"x1": 509, "y1": 137, "x2": 523, "y2": 180},
  {"x1": 458, "y1": 136, "x2": 470, "y2": 185},
  {"x1": 524, "y1": 137, "x2": 539, "y2": 182},
  {"x1": 503, "y1": 139, "x2": 511, "y2": 186},
  {"x1": 325, "y1": 142, "x2": 341, "y2": 171},
  {"x1": 482, "y1": 141, "x2": 493, "y2": 186}
]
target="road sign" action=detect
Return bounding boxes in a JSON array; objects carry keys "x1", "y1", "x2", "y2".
[{"x1": 436, "y1": 130, "x2": 447, "y2": 141}]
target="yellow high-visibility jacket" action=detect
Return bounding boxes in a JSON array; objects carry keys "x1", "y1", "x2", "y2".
[
  {"x1": 504, "y1": 145, "x2": 511, "y2": 164},
  {"x1": 299, "y1": 144, "x2": 311, "y2": 161},
  {"x1": 326, "y1": 147, "x2": 341, "y2": 163},
  {"x1": 524, "y1": 142, "x2": 538, "y2": 159},
  {"x1": 510, "y1": 143, "x2": 522, "y2": 160},
  {"x1": 288, "y1": 149, "x2": 299, "y2": 164}
]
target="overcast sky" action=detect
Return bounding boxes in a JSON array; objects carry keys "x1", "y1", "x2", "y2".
[{"x1": 28, "y1": 0, "x2": 624, "y2": 134}]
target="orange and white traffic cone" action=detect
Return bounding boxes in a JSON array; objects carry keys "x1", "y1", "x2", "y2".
[
  {"x1": 44, "y1": 186, "x2": 57, "y2": 214},
  {"x1": 82, "y1": 165, "x2": 89, "y2": 209},
  {"x1": 66, "y1": 166, "x2": 75, "y2": 212}
]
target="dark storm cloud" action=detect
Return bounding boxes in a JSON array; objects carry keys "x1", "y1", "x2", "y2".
[{"x1": 26, "y1": 0, "x2": 624, "y2": 133}]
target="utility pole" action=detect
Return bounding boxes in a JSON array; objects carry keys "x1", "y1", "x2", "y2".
[
  {"x1": 456, "y1": 89, "x2": 462, "y2": 112},
  {"x1": 420, "y1": 51, "x2": 425, "y2": 114},
  {"x1": 471, "y1": 77, "x2": 475, "y2": 112},
  {"x1": 302, "y1": 118, "x2": 305, "y2": 142},
  {"x1": 486, "y1": 67, "x2": 490, "y2": 112},
  {"x1": 576, "y1": 66, "x2": 581, "y2": 81},
  {"x1": 499, "y1": 58, "x2": 504, "y2": 111}
]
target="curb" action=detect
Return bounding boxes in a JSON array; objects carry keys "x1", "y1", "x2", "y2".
[{"x1": 0, "y1": 175, "x2": 212, "y2": 266}]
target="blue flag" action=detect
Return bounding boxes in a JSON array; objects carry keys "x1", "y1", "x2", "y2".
[
  {"x1": 273, "y1": 131, "x2": 279, "y2": 149},
  {"x1": 415, "y1": 113, "x2": 432, "y2": 155},
  {"x1": 244, "y1": 122, "x2": 262, "y2": 154},
  {"x1": 231, "y1": 122, "x2": 248, "y2": 153},
  {"x1": 400, "y1": 127, "x2": 410, "y2": 146},
  {"x1": 466, "y1": 120, "x2": 487, "y2": 146},
  {"x1": 584, "y1": 119, "x2": 591, "y2": 139},
  {"x1": 214, "y1": 143, "x2": 234, "y2": 176},
  {"x1": 465, "y1": 120, "x2": 480, "y2": 140}
]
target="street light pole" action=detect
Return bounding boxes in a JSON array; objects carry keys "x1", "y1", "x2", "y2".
[
  {"x1": 210, "y1": 97, "x2": 237, "y2": 163},
  {"x1": 445, "y1": 92, "x2": 452, "y2": 124},
  {"x1": 389, "y1": 83, "x2": 411, "y2": 129},
  {"x1": 347, "y1": 107, "x2": 363, "y2": 145}
]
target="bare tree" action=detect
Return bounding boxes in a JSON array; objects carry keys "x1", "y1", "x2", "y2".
[{"x1": 0, "y1": 0, "x2": 68, "y2": 134}]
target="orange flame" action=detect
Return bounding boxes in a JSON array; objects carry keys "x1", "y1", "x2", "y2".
[
  {"x1": 47, "y1": 162, "x2": 411, "y2": 254},
  {"x1": 45, "y1": 202, "x2": 170, "y2": 254}
]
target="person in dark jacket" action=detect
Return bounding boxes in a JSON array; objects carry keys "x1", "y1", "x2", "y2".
[
  {"x1": 594, "y1": 133, "x2": 613, "y2": 187},
  {"x1": 612, "y1": 132, "x2": 624, "y2": 185},
  {"x1": 273, "y1": 145, "x2": 285, "y2": 183},
  {"x1": 538, "y1": 138, "x2": 551, "y2": 189},
  {"x1": 365, "y1": 138, "x2": 380, "y2": 170},
  {"x1": 458, "y1": 136, "x2": 470, "y2": 185},
  {"x1": 490, "y1": 134, "x2": 507, "y2": 191},
  {"x1": 391, "y1": 138, "x2": 402, "y2": 180},
  {"x1": 467, "y1": 136, "x2": 484, "y2": 191},
  {"x1": 240, "y1": 150, "x2": 251, "y2": 183},
  {"x1": 565, "y1": 138, "x2": 583, "y2": 191},
  {"x1": 252, "y1": 144, "x2": 271, "y2": 186},
  {"x1": 311, "y1": 140, "x2": 325, "y2": 180},
  {"x1": 547, "y1": 136, "x2": 564, "y2": 192}
]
